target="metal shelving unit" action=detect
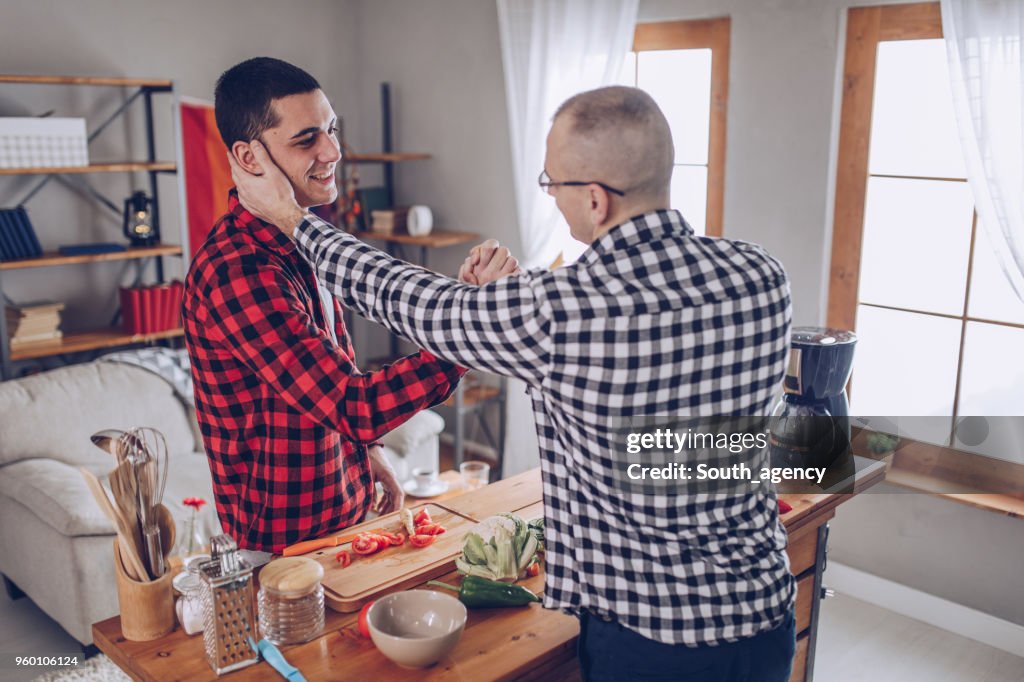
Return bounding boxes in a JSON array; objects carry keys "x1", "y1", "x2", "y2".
[{"x1": 0, "y1": 74, "x2": 188, "y2": 379}]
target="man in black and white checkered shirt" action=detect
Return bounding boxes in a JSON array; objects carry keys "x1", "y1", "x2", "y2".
[{"x1": 232, "y1": 85, "x2": 797, "y2": 681}]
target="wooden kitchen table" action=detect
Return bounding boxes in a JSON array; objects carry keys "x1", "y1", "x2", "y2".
[{"x1": 93, "y1": 463, "x2": 885, "y2": 681}]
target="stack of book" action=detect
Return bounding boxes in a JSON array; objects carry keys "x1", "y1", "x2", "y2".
[
  {"x1": 370, "y1": 207, "x2": 409, "y2": 235},
  {"x1": 6, "y1": 301, "x2": 64, "y2": 349},
  {"x1": 0, "y1": 207, "x2": 44, "y2": 261}
]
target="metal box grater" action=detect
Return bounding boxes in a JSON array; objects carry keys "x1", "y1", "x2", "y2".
[{"x1": 199, "y1": 535, "x2": 259, "y2": 675}]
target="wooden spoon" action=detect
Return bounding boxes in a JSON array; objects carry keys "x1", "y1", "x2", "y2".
[
  {"x1": 79, "y1": 467, "x2": 149, "y2": 581},
  {"x1": 108, "y1": 462, "x2": 146, "y2": 573},
  {"x1": 155, "y1": 503, "x2": 176, "y2": 560}
]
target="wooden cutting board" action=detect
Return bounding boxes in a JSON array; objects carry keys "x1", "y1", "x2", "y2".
[{"x1": 308, "y1": 503, "x2": 480, "y2": 612}]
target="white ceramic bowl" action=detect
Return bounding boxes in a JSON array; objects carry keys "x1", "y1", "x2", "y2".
[{"x1": 367, "y1": 591, "x2": 468, "y2": 668}]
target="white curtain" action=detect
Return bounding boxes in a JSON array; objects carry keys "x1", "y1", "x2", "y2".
[
  {"x1": 942, "y1": 0, "x2": 1024, "y2": 303},
  {"x1": 495, "y1": 0, "x2": 638, "y2": 477},
  {"x1": 496, "y1": 0, "x2": 639, "y2": 269}
]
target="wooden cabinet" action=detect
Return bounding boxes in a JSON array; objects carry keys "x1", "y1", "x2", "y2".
[{"x1": 786, "y1": 519, "x2": 831, "y2": 682}]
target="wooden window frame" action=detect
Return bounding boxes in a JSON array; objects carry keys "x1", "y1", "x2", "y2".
[
  {"x1": 828, "y1": 2, "x2": 942, "y2": 330},
  {"x1": 633, "y1": 18, "x2": 730, "y2": 238},
  {"x1": 830, "y1": 2, "x2": 1024, "y2": 515}
]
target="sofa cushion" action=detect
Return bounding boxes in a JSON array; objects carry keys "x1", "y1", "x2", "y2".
[
  {"x1": 0, "y1": 459, "x2": 110, "y2": 535},
  {"x1": 0, "y1": 362, "x2": 195, "y2": 468},
  {"x1": 0, "y1": 453, "x2": 221, "y2": 540}
]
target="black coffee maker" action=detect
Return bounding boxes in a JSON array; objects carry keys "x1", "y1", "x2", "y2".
[{"x1": 769, "y1": 327, "x2": 857, "y2": 486}]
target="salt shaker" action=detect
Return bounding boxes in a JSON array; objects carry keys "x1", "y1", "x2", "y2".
[
  {"x1": 258, "y1": 557, "x2": 325, "y2": 645},
  {"x1": 198, "y1": 535, "x2": 258, "y2": 675}
]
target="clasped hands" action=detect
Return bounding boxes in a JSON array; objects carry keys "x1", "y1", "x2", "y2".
[{"x1": 228, "y1": 140, "x2": 520, "y2": 287}]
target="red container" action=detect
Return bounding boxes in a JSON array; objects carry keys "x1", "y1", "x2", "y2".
[
  {"x1": 170, "y1": 280, "x2": 184, "y2": 329},
  {"x1": 152, "y1": 283, "x2": 172, "y2": 332},
  {"x1": 141, "y1": 287, "x2": 156, "y2": 334},
  {"x1": 120, "y1": 287, "x2": 143, "y2": 334},
  {"x1": 120, "y1": 282, "x2": 185, "y2": 334}
]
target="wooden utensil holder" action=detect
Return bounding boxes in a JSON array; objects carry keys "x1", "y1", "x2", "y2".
[{"x1": 113, "y1": 538, "x2": 175, "y2": 641}]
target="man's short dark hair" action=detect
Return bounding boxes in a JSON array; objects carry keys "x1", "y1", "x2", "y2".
[{"x1": 214, "y1": 57, "x2": 321, "y2": 148}]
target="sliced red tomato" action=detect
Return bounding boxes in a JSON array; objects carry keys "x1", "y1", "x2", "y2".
[
  {"x1": 413, "y1": 509, "x2": 432, "y2": 526},
  {"x1": 358, "y1": 601, "x2": 374, "y2": 639},
  {"x1": 379, "y1": 531, "x2": 405, "y2": 546},
  {"x1": 414, "y1": 522, "x2": 446, "y2": 536},
  {"x1": 526, "y1": 559, "x2": 540, "y2": 577},
  {"x1": 335, "y1": 550, "x2": 352, "y2": 568},
  {"x1": 409, "y1": 533, "x2": 437, "y2": 548},
  {"x1": 352, "y1": 534, "x2": 381, "y2": 555}
]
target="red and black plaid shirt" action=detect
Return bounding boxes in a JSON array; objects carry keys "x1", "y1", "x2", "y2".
[{"x1": 183, "y1": 192, "x2": 463, "y2": 553}]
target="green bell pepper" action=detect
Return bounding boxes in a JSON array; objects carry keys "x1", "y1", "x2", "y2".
[{"x1": 428, "y1": 575, "x2": 540, "y2": 608}]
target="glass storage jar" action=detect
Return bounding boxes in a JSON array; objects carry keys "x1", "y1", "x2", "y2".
[{"x1": 257, "y1": 557, "x2": 325, "y2": 646}]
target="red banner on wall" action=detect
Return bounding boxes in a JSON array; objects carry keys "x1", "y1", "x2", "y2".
[{"x1": 180, "y1": 100, "x2": 233, "y2": 257}]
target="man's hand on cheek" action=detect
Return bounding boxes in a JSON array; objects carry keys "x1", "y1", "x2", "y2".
[{"x1": 227, "y1": 140, "x2": 306, "y2": 237}]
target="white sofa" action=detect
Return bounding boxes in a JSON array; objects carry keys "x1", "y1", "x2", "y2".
[{"x1": 0, "y1": 359, "x2": 444, "y2": 645}]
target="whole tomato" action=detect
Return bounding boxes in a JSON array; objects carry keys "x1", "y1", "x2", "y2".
[{"x1": 358, "y1": 601, "x2": 375, "y2": 639}]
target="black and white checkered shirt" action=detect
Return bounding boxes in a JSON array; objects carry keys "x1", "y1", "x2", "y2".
[{"x1": 296, "y1": 209, "x2": 796, "y2": 646}]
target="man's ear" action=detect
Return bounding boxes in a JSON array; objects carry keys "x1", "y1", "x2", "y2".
[
  {"x1": 231, "y1": 141, "x2": 262, "y2": 174},
  {"x1": 588, "y1": 185, "x2": 611, "y2": 228}
]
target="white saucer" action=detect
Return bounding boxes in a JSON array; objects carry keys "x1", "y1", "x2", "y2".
[{"x1": 403, "y1": 479, "x2": 450, "y2": 498}]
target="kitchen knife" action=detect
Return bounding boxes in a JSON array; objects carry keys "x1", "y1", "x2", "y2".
[
  {"x1": 281, "y1": 507, "x2": 415, "y2": 557},
  {"x1": 281, "y1": 532, "x2": 360, "y2": 557}
]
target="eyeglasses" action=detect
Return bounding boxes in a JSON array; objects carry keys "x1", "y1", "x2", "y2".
[{"x1": 538, "y1": 169, "x2": 625, "y2": 197}]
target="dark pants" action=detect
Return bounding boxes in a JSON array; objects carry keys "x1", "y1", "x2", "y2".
[{"x1": 578, "y1": 609, "x2": 796, "y2": 682}]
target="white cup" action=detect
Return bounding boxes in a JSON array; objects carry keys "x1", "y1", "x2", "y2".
[{"x1": 412, "y1": 467, "x2": 438, "y2": 491}]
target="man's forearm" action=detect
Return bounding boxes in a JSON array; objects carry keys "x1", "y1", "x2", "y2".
[{"x1": 294, "y1": 214, "x2": 552, "y2": 387}]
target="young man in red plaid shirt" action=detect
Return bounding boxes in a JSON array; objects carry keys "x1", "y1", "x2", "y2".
[{"x1": 183, "y1": 58, "x2": 516, "y2": 553}]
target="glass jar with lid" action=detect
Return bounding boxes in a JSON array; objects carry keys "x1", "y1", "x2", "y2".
[{"x1": 257, "y1": 557, "x2": 325, "y2": 646}]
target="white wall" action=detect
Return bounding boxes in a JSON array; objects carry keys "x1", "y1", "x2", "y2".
[{"x1": 339, "y1": 0, "x2": 528, "y2": 474}]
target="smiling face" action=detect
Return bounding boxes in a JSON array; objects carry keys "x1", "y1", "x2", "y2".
[{"x1": 258, "y1": 89, "x2": 341, "y2": 209}]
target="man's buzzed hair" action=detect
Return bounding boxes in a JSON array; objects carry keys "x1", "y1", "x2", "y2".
[
  {"x1": 214, "y1": 57, "x2": 320, "y2": 148},
  {"x1": 554, "y1": 86, "x2": 674, "y2": 199}
]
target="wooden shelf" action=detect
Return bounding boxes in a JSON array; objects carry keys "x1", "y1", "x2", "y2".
[
  {"x1": 885, "y1": 469, "x2": 1024, "y2": 520},
  {"x1": 0, "y1": 75, "x2": 172, "y2": 88},
  {"x1": 9, "y1": 327, "x2": 184, "y2": 361},
  {"x1": 0, "y1": 244, "x2": 182, "y2": 271},
  {"x1": 0, "y1": 161, "x2": 175, "y2": 176},
  {"x1": 346, "y1": 152, "x2": 431, "y2": 163},
  {"x1": 351, "y1": 229, "x2": 480, "y2": 248}
]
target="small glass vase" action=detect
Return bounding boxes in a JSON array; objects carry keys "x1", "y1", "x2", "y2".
[{"x1": 176, "y1": 513, "x2": 207, "y2": 558}]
